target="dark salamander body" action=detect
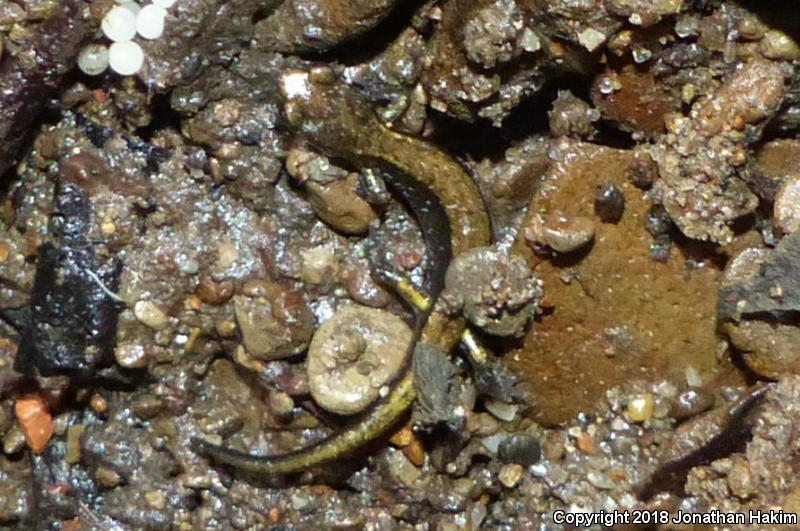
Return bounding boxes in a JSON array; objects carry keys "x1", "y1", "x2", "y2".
[{"x1": 192, "y1": 68, "x2": 491, "y2": 474}]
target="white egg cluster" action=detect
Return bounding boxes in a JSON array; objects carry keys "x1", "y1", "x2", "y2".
[{"x1": 78, "y1": 0, "x2": 178, "y2": 77}]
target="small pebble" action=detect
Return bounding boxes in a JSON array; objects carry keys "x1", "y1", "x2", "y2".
[
  {"x1": 626, "y1": 393, "x2": 655, "y2": 422},
  {"x1": 727, "y1": 456, "x2": 754, "y2": 498},
  {"x1": 578, "y1": 27, "x2": 606, "y2": 52},
  {"x1": 2, "y1": 426, "x2": 26, "y2": 454},
  {"x1": 389, "y1": 425, "x2": 414, "y2": 447},
  {"x1": 594, "y1": 182, "x2": 625, "y2": 223},
  {"x1": 108, "y1": 41, "x2": 144, "y2": 76},
  {"x1": 611, "y1": 417, "x2": 628, "y2": 431},
  {"x1": 89, "y1": 393, "x2": 108, "y2": 414},
  {"x1": 628, "y1": 153, "x2": 657, "y2": 189},
  {"x1": 481, "y1": 433, "x2": 508, "y2": 454},
  {"x1": 485, "y1": 399, "x2": 519, "y2": 422},
  {"x1": 587, "y1": 471, "x2": 615, "y2": 489},
  {"x1": 152, "y1": 418, "x2": 179, "y2": 439},
  {"x1": 387, "y1": 450, "x2": 422, "y2": 487},
  {"x1": 216, "y1": 240, "x2": 239, "y2": 269},
  {"x1": 184, "y1": 295, "x2": 202, "y2": 311},
  {"x1": 215, "y1": 320, "x2": 237, "y2": 337},
  {"x1": 403, "y1": 437, "x2": 425, "y2": 466},
  {"x1": 100, "y1": 220, "x2": 116, "y2": 235},
  {"x1": 685, "y1": 366, "x2": 702, "y2": 387},
  {"x1": 132, "y1": 395, "x2": 163, "y2": 419},
  {"x1": 498, "y1": 463, "x2": 524, "y2": 488},
  {"x1": 650, "y1": 234, "x2": 672, "y2": 263},
  {"x1": 304, "y1": 177, "x2": 378, "y2": 235},
  {"x1": 760, "y1": 30, "x2": 800, "y2": 61},
  {"x1": 525, "y1": 210, "x2": 596, "y2": 254},
  {"x1": 102, "y1": 6, "x2": 137, "y2": 42},
  {"x1": 300, "y1": 246, "x2": 339, "y2": 285},
  {"x1": 466, "y1": 412, "x2": 499, "y2": 436},
  {"x1": 520, "y1": 27, "x2": 541, "y2": 52},
  {"x1": 65, "y1": 424, "x2": 84, "y2": 464},
  {"x1": 396, "y1": 250, "x2": 422, "y2": 270},
  {"x1": 145, "y1": 490, "x2": 167, "y2": 510},
  {"x1": 15, "y1": 395, "x2": 53, "y2": 454},
  {"x1": 268, "y1": 507, "x2": 281, "y2": 524},
  {"x1": 153, "y1": 0, "x2": 177, "y2": 7},
  {"x1": 134, "y1": 300, "x2": 168, "y2": 330},
  {"x1": 77, "y1": 44, "x2": 110, "y2": 76},
  {"x1": 540, "y1": 213, "x2": 595, "y2": 253},
  {"x1": 182, "y1": 472, "x2": 212, "y2": 489},
  {"x1": 347, "y1": 267, "x2": 391, "y2": 308},
  {"x1": 737, "y1": 16, "x2": 766, "y2": 40},
  {"x1": 267, "y1": 390, "x2": 295, "y2": 420},
  {"x1": 721, "y1": 247, "x2": 770, "y2": 287},
  {"x1": 52, "y1": 413, "x2": 73, "y2": 436},
  {"x1": 195, "y1": 276, "x2": 234, "y2": 305},
  {"x1": 670, "y1": 387, "x2": 715, "y2": 420},
  {"x1": 114, "y1": 342, "x2": 148, "y2": 369},
  {"x1": 577, "y1": 431, "x2": 595, "y2": 453},
  {"x1": 541, "y1": 431, "x2": 566, "y2": 461},
  {"x1": 498, "y1": 434, "x2": 541, "y2": 466},
  {"x1": 774, "y1": 173, "x2": 800, "y2": 234},
  {"x1": 95, "y1": 466, "x2": 122, "y2": 487}
]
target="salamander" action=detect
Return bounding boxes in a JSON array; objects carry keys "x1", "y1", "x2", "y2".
[{"x1": 191, "y1": 67, "x2": 491, "y2": 474}]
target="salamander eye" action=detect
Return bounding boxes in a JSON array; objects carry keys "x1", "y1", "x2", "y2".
[{"x1": 306, "y1": 305, "x2": 413, "y2": 416}]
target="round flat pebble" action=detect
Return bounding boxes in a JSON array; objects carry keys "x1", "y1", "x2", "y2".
[
  {"x1": 627, "y1": 393, "x2": 655, "y2": 422},
  {"x1": 153, "y1": 0, "x2": 177, "y2": 7},
  {"x1": 136, "y1": 4, "x2": 166, "y2": 39},
  {"x1": 77, "y1": 44, "x2": 109, "y2": 76},
  {"x1": 133, "y1": 300, "x2": 168, "y2": 329},
  {"x1": 102, "y1": 6, "x2": 137, "y2": 42},
  {"x1": 109, "y1": 41, "x2": 144, "y2": 75}
]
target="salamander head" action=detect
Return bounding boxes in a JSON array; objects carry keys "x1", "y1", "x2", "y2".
[{"x1": 278, "y1": 67, "x2": 380, "y2": 157}]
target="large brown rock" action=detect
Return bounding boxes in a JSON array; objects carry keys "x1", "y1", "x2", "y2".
[{"x1": 509, "y1": 140, "x2": 743, "y2": 425}]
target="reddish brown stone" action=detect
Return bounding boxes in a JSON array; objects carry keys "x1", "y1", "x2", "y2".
[{"x1": 510, "y1": 140, "x2": 743, "y2": 425}]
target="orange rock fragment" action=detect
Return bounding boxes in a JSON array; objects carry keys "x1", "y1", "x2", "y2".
[
  {"x1": 15, "y1": 395, "x2": 54, "y2": 454},
  {"x1": 389, "y1": 425, "x2": 414, "y2": 447},
  {"x1": 390, "y1": 424, "x2": 425, "y2": 466},
  {"x1": 577, "y1": 432, "x2": 595, "y2": 454},
  {"x1": 268, "y1": 507, "x2": 281, "y2": 524},
  {"x1": 403, "y1": 438, "x2": 426, "y2": 467}
]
